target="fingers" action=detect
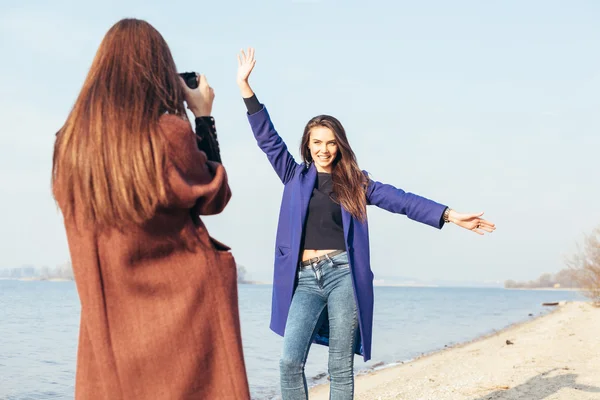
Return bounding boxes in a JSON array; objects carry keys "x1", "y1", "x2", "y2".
[
  {"x1": 479, "y1": 219, "x2": 496, "y2": 229},
  {"x1": 199, "y1": 75, "x2": 214, "y2": 96},
  {"x1": 239, "y1": 47, "x2": 255, "y2": 64},
  {"x1": 465, "y1": 212, "x2": 484, "y2": 219},
  {"x1": 478, "y1": 225, "x2": 495, "y2": 233},
  {"x1": 470, "y1": 224, "x2": 485, "y2": 235},
  {"x1": 470, "y1": 219, "x2": 495, "y2": 235},
  {"x1": 178, "y1": 76, "x2": 192, "y2": 93}
]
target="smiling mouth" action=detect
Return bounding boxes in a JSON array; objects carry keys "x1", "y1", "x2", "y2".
[{"x1": 316, "y1": 155, "x2": 331, "y2": 161}]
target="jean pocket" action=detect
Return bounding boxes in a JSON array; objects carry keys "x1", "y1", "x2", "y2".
[
  {"x1": 333, "y1": 262, "x2": 350, "y2": 269},
  {"x1": 331, "y1": 252, "x2": 349, "y2": 268}
]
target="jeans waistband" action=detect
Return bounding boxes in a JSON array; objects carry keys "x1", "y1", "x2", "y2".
[{"x1": 299, "y1": 250, "x2": 345, "y2": 269}]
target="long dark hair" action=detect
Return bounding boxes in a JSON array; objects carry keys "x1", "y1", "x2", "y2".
[
  {"x1": 300, "y1": 115, "x2": 368, "y2": 221},
  {"x1": 52, "y1": 18, "x2": 186, "y2": 228}
]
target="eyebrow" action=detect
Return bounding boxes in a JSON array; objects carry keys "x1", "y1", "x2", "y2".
[{"x1": 312, "y1": 139, "x2": 337, "y2": 143}]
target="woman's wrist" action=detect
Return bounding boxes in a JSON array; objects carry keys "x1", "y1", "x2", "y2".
[
  {"x1": 443, "y1": 207, "x2": 456, "y2": 224},
  {"x1": 238, "y1": 80, "x2": 254, "y2": 98},
  {"x1": 447, "y1": 209, "x2": 459, "y2": 224},
  {"x1": 189, "y1": 106, "x2": 212, "y2": 118}
]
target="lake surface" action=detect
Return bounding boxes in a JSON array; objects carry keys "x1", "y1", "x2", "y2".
[{"x1": 0, "y1": 280, "x2": 583, "y2": 399}]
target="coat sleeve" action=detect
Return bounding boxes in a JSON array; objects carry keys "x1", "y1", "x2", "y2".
[
  {"x1": 246, "y1": 105, "x2": 300, "y2": 184},
  {"x1": 161, "y1": 114, "x2": 231, "y2": 215},
  {"x1": 365, "y1": 173, "x2": 447, "y2": 229}
]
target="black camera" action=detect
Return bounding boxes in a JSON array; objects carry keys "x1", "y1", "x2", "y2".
[{"x1": 179, "y1": 72, "x2": 199, "y2": 89}]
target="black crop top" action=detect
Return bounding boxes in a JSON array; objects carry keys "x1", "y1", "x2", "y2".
[{"x1": 301, "y1": 172, "x2": 346, "y2": 250}]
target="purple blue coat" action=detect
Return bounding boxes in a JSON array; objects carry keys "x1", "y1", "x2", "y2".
[{"x1": 247, "y1": 105, "x2": 447, "y2": 361}]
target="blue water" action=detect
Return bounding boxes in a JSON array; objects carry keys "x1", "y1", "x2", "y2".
[{"x1": 0, "y1": 280, "x2": 583, "y2": 399}]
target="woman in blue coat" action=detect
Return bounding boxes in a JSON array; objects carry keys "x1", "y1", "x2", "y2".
[{"x1": 236, "y1": 48, "x2": 496, "y2": 400}]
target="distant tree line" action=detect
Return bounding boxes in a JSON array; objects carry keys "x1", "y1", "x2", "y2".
[
  {"x1": 0, "y1": 263, "x2": 74, "y2": 280},
  {"x1": 504, "y1": 269, "x2": 580, "y2": 289},
  {"x1": 566, "y1": 226, "x2": 600, "y2": 304},
  {"x1": 4, "y1": 262, "x2": 252, "y2": 284},
  {"x1": 0, "y1": 266, "x2": 37, "y2": 279},
  {"x1": 505, "y1": 226, "x2": 600, "y2": 305},
  {"x1": 237, "y1": 264, "x2": 248, "y2": 283}
]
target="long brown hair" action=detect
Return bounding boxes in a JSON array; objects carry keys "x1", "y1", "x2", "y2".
[
  {"x1": 300, "y1": 115, "x2": 368, "y2": 221},
  {"x1": 52, "y1": 18, "x2": 186, "y2": 228}
]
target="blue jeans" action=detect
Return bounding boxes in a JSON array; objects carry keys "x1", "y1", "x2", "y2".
[{"x1": 280, "y1": 251, "x2": 358, "y2": 400}]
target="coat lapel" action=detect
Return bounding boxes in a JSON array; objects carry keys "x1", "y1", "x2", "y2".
[
  {"x1": 299, "y1": 163, "x2": 317, "y2": 231},
  {"x1": 341, "y1": 208, "x2": 352, "y2": 251}
]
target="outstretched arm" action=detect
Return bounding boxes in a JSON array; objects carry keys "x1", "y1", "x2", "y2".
[
  {"x1": 237, "y1": 48, "x2": 299, "y2": 184},
  {"x1": 366, "y1": 177, "x2": 448, "y2": 229},
  {"x1": 366, "y1": 175, "x2": 495, "y2": 235}
]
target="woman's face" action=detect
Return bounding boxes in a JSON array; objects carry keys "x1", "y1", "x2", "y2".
[{"x1": 308, "y1": 126, "x2": 338, "y2": 173}]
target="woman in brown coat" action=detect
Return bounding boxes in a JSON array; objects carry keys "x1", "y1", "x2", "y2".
[{"x1": 52, "y1": 19, "x2": 250, "y2": 399}]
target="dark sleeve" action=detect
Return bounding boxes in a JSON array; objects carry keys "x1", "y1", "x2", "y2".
[
  {"x1": 243, "y1": 94, "x2": 263, "y2": 115},
  {"x1": 195, "y1": 116, "x2": 222, "y2": 164}
]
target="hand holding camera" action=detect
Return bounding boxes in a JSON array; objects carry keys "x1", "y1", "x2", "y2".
[{"x1": 179, "y1": 72, "x2": 215, "y2": 117}]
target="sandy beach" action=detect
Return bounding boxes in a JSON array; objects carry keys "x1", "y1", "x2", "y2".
[{"x1": 309, "y1": 301, "x2": 600, "y2": 400}]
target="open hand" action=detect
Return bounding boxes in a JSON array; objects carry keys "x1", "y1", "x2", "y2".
[
  {"x1": 237, "y1": 47, "x2": 256, "y2": 86},
  {"x1": 447, "y1": 210, "x2": 496, "y2": 235}
]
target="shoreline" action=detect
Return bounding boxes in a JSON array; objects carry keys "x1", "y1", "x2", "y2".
[
  {"x1": 504, "y1": 287, "x2": 583, "y2": 291},
  {"x1": 306, "y1": 303, "x2": 560, "y2": 388},
  {"x1": 1, "y1": 277, "x2": 74, "y2": 282},
  {"x1": 309, "y1": 301, "x2": 600, "y2": 400}
]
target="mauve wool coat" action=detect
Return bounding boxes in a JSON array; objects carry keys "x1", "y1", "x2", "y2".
[{"x1": 54, "y1": 115, "x2": 250, "y2": 400}]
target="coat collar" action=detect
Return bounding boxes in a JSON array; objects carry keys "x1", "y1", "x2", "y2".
[{"x1": 299, "y1": 163, "x2": 317, "y2": 230}]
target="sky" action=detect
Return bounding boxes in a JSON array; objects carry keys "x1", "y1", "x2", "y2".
[{"x1": 1, "y1": 0, "x2": 599, "y2": 284}]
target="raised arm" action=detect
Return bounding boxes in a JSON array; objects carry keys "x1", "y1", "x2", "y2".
[
  {"x1": 161, "y1": 114, "x2": 231, "y2": 215},
  {"x1": 180, "y1": 74, "x2": 222, "y2": 164},
  {"x1": 237, "y1": 47, "x2": 299, "y2": 184}
]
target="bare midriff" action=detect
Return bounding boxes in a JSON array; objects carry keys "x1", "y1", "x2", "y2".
[{"x1": 301, "y1": 249, "x2": 339, "y2": 262}]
